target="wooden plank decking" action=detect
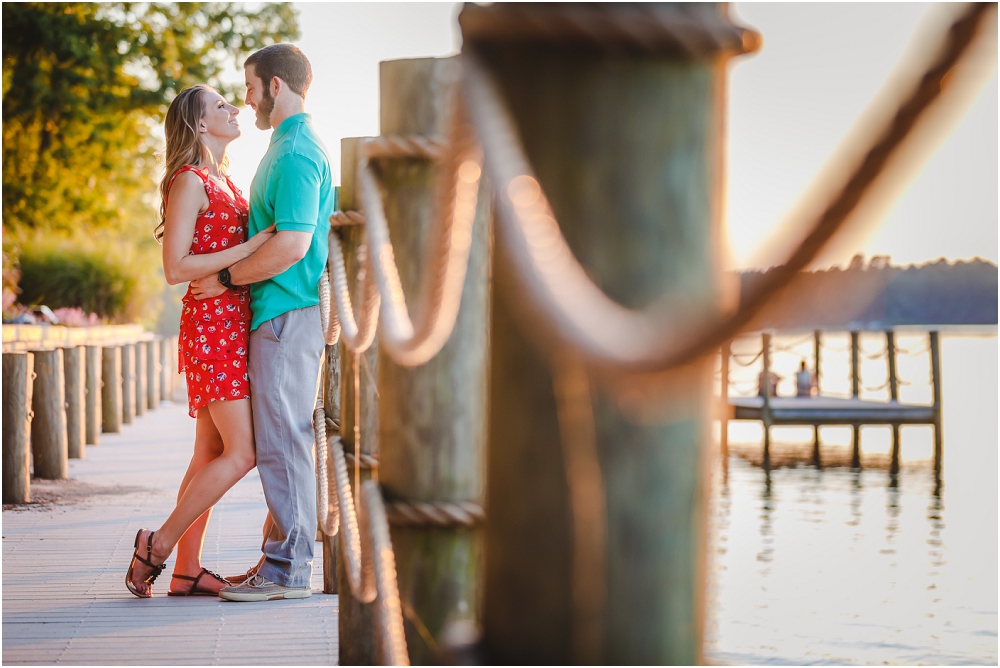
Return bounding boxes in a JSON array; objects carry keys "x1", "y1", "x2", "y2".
[
  {"x1": 2, "y1": 401, "x2": 338, "y2": 666},
  {"x1": 728, "y1": 395, "x2": 938, "y2": 425}
]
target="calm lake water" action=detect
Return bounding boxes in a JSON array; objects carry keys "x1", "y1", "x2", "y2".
[{"x1": 705, "y1": 333, "x2": 998, "y2": 665}]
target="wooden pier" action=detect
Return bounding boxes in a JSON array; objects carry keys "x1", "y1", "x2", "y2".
[
  {"x1": 2, "y1": 401, "x2": 336, "y2": 666},
  {"x1": 720, "y1": 329, "x2": 943, "y2": 471}
]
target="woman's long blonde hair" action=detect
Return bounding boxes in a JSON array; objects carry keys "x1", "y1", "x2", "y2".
[{"x1": 156, "y1": 84, "x2": 229, "y2": 241}]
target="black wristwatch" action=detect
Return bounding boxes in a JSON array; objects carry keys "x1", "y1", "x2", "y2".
[{"x1": 218, "y1": 267, "x2": 237, "y2": 290}]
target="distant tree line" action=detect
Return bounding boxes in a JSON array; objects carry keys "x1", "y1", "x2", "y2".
[{"x1": 741, "y1": 255, "x2": 999, "y2": 329}]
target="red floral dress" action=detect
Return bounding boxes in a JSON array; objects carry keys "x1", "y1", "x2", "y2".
[{"x1": 168, "y1": 165, "x2": 252, "y2": 418}]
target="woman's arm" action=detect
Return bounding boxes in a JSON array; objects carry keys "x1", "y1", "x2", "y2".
[{"x1": 160, "y1": 171, "x2": 273, "y2": 285}]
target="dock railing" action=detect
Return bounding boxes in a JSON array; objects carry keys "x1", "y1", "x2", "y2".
[
  {"x1": 309, "y1": 4, "x2": 992, "y2": 664},
  {"x1": 3, "y1": 324, "x2": 180, "y2": 504}
]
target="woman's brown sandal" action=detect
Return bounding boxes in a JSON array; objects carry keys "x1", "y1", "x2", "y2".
[
  {"x1": 125, "y1": 529, "x2": 166, "y2": 598},
  {"x1": 167, "y1": 568, "x2": 230, "y2": 596}
]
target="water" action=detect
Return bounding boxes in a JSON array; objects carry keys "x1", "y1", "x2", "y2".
[{"x1": 705, "y1": 334, "x2": 998, "y2": 665}]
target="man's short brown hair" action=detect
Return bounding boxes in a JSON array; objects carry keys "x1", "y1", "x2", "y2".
[{"x1": 245, "y1": 43, "x2": 312, "y2": 98}]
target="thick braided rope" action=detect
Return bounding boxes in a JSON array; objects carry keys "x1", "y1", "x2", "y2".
[
  {"x1": 326, "y1": 231, "x2": 381, "y2": 352},
  {"x1": 459, "y1": 2, "x2": 760, "y2": 57},
  {"x1": 331, "y1": 210, "x2": 366, "y2": 228},
  {"x1": 384, "y1": 500, "x2": 486, "y2": 528},
  {"x1": 313, "y1": 404, "x2": 340, "y2": 536},
  {"x1": 360, "y1": 481, "x2": 410, "y2": 666},
  {"x1": 330, "y1": 432, "x2": 377, "y2": 603},
  {"x1": 357, "y1": 99, "x2": 485, "y2": 368},
  {"x1": 318, "y1": 269, "x2": 340, "y2": 346},
  {"x1": 459, "y1": 3, "x2": 994, "y2": 372}
]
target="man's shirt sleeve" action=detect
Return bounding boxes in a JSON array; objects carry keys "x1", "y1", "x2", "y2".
[{"x1": 271, "y1": 153, "x2": 322, "y2": 232}]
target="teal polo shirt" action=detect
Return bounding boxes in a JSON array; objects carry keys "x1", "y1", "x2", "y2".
[{"x1": 247, "y1": 113, "x2": 334, "y2": 331}]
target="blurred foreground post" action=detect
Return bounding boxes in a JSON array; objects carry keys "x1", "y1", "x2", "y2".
[
  {"x1": 376, "y1": 56, "x2": 490, "y2": 665},
  {"x1": 337, "y1": 136, "x2": 379, "y2": 666},
  {"x1": 461, "y1": 3, "x2": 758, "y2": 663},
  {"x1": 3, "y1": 352, "x2": 34, "y2": 503},
  {"x1": 31, "y1": 349, "x2": 68, "y2": 479}
]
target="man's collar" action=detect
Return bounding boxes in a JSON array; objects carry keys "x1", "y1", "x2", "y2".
[{"x1": 270, "y1": 113, "x2": 310, "y2": 143}]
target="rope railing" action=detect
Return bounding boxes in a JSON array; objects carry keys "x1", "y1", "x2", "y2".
[{"x1": 310, "y1": 4, "x2": 993, "y2": 663}]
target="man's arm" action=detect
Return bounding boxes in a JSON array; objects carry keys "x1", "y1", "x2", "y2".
[{"x1": 189, "y1": 230, "x2": 311, "y2": 299}]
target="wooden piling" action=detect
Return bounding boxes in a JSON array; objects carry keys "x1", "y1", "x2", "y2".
[
  {"x1": 886, "y1": 331, "x2": 898, "y2": 401},
  {"x1": 376, "y1": 56, "x2": 491, "y2": 666},
  {"x1": 102, "y1": 346, "x2": 122, "y2": 433},
  {"x1": 930, "y1": 331, "x2": 942, "y2": 471},
  {"x1": 3, "y1": 352, "x2": 34, "y2": 503},
  {"x1": 762, "y1": 332, "x2": 772, "y2": 467},
  {"x1": 322, "y1": 342, "x2": 341, "y2": 595},
  {"x1": 851, "y1": 425, "x2": 862, "y2": 469},
  {"x1": 62, "y1": 346, "x2": 86, "y2": 459},
  {"x1": 850, "y1": 330, "x2": 860, "y2": 398},
  {"x1": 337, "y1": 136, "x2": 379, "y2": 666},
  {"x1": 84, "y1": 345, "x2": 101, "y2": 445},
  {"x1": 159, "y1": 337, "x2": 169, "y2": 402},
  {"x1": 31, "y1": 349, "x2": 68, "y2": 479},
  {"x1": 814, "y1": 330, "x2": 822, "y2": 393},
  {"x1": 468, "y1": 7, "x2": 753, "y2": 661},
  {"x1": 147, "y1": 337, "x2": 160, "y2": 409},
  {"x1": 134, "y1": 341, "x2": 146, "y2": 417},
  {"x1": 121, "y1": 343, "x2": 135, "y2": 424},
  {"x1": 720, "y1": 342, "x2": 730, "y2": 464}
]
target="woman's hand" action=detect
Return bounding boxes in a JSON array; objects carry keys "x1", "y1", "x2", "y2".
[{"x1": 245, "y1": 224, "x2": 277, "y2": 253}]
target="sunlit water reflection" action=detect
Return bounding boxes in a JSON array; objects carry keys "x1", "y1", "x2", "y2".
[{"x1": 706, "y1": 335, "x2": 997, "y2": 665}]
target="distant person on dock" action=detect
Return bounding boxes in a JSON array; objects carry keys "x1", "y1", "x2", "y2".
[
  {"x1": 192, "y1": 43, "x2": 331, "y2": 603},
  {"x1": 796, "y1": 360, "x2": 817, "y2": 397},
  {"x1": 126, "y1": 83, "x2": 275, "y2": 598},
  {"x1": 758, "y1": 369, "x2": 781, "y2": 398}
]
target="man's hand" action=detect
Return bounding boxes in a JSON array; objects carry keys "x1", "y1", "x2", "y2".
[{"x1": 190, "y1": 273, "x2": 227, "y2": 300}]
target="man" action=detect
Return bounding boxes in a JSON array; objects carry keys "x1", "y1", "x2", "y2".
[{"x1": 190, "y1": 43, "x2": 333, "y2": 601}]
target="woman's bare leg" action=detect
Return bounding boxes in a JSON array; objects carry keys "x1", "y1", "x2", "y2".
[
  {"x1": 130, "y1": 398, "x2": 255, "y2": 594},
  {"x1": 170, "y1": 409, "x2": 226, "y2": 593}
]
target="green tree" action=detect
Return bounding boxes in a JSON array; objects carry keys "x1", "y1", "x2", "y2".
[{"x1": 3, "y1": 2, "x2": 299, "y2": 237}]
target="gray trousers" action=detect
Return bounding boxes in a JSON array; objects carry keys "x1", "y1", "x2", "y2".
[{"x1": 248, "y1": 305, "x2": 324, "y2": 588}]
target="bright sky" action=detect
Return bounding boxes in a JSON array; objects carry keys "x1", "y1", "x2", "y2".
[{"x1": 224, "y1": 2, "x2": 998, "y2": 271}]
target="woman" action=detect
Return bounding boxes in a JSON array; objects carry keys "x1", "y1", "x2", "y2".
[{"x1": 126, "y1": 84, "x2": 274, "y2": 597}]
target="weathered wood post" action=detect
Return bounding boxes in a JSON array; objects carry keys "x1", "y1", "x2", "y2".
[
  {"x1": 84, "y1": 345, "x2": 102, "y2": 445},
  {"x1": 147, "y1": 336, "x2": 160, "y2": 409},
  {"x1": 719, "y1": 342, "x2": 730, "y2": 465},
  {"x1": 813, "y1": 329, "x2": 822, "y2": 462},
  {"x1": 929, "y1": 331, "x2": 942, "y2": 471},
  {"x1": 134, "y1": 341, "x2": 147, "y2": 418},
  {"x1": 321, "y1": 342, "x2": 341, "y2": 595},
  {"x1": 462, "y1": 5, "x2": 759, "y2": 663},
  {"x1": 102, "y1": 346, "x2": 122, "y2": 433},
  {"x1": 886, "y1": 330, "x2": 900, "y2": 473},
  {"x1": 850, "y1": 330, "x2": 860, "y2": 398},
  {"x1": 376, "y1": 56, "x2": 491, "y2": 665},
  {"x1": 159, "y1": 337, "x2": 169, "y2": 402},
  {"x1": 31, "y1": 349, "x2": 68, "y2": 479},
  {"x1": 62, "y1": 346, "x2": 86, "y2": 459},
  {"x1": 762, "y1": 332, "x2": 772, "y2": 467},
  {"x1": 337, "y1": 136, "x2": 379, "y2": 666},
  {"x1": 3, "y1": 352, "x2": 34, "y2": 503},
  {"x1": 121, "y1": 342, "x2": 135, "y2": 424},
  {"x1": 813, "y1": 329, "x2": 822, "y2": 393},
  {"x1": 850, "y1": 330, "x2": 861, "y2": 468}
]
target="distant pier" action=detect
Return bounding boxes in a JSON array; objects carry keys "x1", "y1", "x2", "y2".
[{"x1": 720, "y1": 330, "x2": 943, "y2": 472}]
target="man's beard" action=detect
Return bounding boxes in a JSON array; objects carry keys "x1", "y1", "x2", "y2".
[{"x1": 255, "y1": 89, "x2": 275, "y2": 130}]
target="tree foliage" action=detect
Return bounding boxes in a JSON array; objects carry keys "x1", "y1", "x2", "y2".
[{"x1": 3, "y1": 2, "x2": 298, "y2": 236}]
